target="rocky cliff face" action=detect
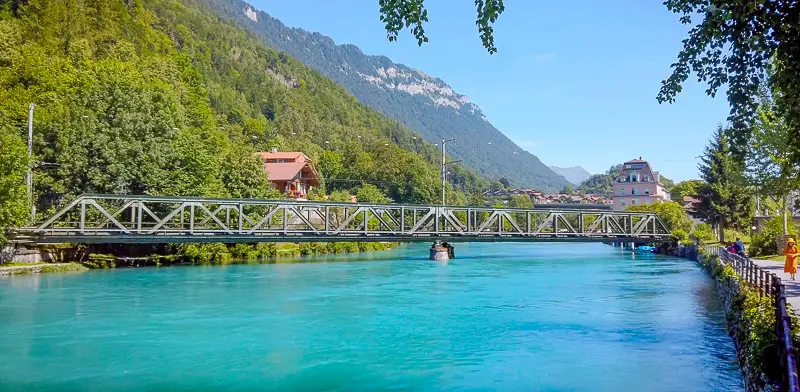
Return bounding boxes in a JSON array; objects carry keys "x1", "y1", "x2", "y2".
[{"x1": 200, "y1": 0, "x2": 569, "y2": 191}]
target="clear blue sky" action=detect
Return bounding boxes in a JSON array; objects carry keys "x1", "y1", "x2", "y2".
[{"x1": 249, "y1": 0, "x2": 730, "y2": 181}]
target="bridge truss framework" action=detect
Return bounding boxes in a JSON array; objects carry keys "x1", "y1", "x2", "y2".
[{"x1": 16, "y1": 194, "x2": 670, "y2": 244}]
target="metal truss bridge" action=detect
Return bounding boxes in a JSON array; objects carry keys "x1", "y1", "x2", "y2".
[{"x1": 15, "y1": 194, "x2": 670, "y2": 244}]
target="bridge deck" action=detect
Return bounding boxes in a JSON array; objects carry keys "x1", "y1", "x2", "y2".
[{"x1": 16, "y1": 194, "x2": 670, "y2": 244}]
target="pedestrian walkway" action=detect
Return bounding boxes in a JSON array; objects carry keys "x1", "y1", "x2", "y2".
[{"x1": 752, "y1": 258, "x2": 800, "y2": 309}]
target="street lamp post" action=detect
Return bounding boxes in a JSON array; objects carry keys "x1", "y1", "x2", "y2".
[
  {"x1": 27, "y1": 103, "x2": 34, "y2": 223},
  {"x1": 440, "y1": 139, "x2": 461, "y2": 206}
]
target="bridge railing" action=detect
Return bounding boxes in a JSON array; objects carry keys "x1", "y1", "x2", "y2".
[
  {"x1": 18, "y1": 194, "x2": 670, "y2": 243},
  {"x1": 703, "y1": 245, "x2": 800, "y2": 392}
]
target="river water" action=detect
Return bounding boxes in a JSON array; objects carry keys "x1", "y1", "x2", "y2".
[{"x1": 0, "y1": 243, "x2": 742, "y2": 391}]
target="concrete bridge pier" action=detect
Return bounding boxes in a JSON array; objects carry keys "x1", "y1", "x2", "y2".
[{"x1": 429, "y1": 241, "x2": 454, "y2": 261}]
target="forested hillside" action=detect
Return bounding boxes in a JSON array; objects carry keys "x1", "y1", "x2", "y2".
[
  {"x1": 0, "y1": 0, "x2": 486, "y2": 226},
  {"x1": 200, "y1": 0, "x2": 569, "y2": 192}
]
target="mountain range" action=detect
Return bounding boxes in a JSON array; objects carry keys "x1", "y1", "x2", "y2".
[
  {"x1": 202, "y1": 0, "x2": 570, "y2": 192},
  {"x1": 548, "y1": 166, "x2": 592, "y2": 186}
]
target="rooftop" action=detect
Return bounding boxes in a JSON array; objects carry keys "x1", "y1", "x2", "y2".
[
  {"x1": 263, "y1": 162, "x2": 309, "y2": 181},
  {"x1": 256, "y1": 151, "x2": 310, "y2": 162}
]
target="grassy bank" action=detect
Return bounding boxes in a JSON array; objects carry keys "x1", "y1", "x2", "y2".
[
  {"x1": 76, "y1": 242, "x2": 399, "y2": 269},
  {"x1": 0, "y1": 263, "x2": 87, "y2": 276}
]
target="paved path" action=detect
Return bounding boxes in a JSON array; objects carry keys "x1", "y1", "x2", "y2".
[{"x1": 752, "y1": 258, "x2": 800, "y2": 309}]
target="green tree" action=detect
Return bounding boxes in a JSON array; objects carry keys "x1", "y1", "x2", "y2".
[
  {"x1": 560, "y1": 184, "x2": 573, "y2": 195},
  {"x1": 354, "y1": 183, "x2": 390, "y2": 204},
  {"x1": 669, "y1": 179, "x2": 705, "y2": 201},
  {"x1": 746, "y1": 84, "x2": 800, "y2": 235},
  {"x1": 697, "y1": 126, "x2": 753, "y2": 241},
  {"x1": 751, "y1": 217, "x2": 799, "y2": 257},
  {"x1": 657, "y1": 0, "x2": 800, "y2": 160},
  {"x1": 627, "y1": 201, "x2": 692, "y2": 233},
  {"x1": 317, "y1": 150, "x2": 343, "y2": 188},
  {"x1": 0, "y1": 127, "x2": 28, "y2": 244},
  {"x1": 378, "y1": 0, "x2": 505, "y2": 53},
  {"x1": 508, "y1": 194, "x2": 532, "y2": 209},
  {"x1": 498, "y1": 177, "x2": 511, "y2": 188}
]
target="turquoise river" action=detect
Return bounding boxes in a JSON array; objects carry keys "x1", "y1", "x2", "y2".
[{"x1": 0, "y1": 243, "x2": 743, "y2": 391}]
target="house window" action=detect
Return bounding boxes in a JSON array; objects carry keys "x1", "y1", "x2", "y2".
[
  {"x1": 620, "y1": 188, "x2": 625, "y2": 196},
  {"x1": 632, "y1": 188, "x2": 638, "y2": 195},
  {"x1": 644, "y1": 175, "x2": 650, "y2": 182},
  {"x1": 645, "y1": 188, "x2": 650, "y2": 195},
  {"x1": 632, "y1": 199, "x2": 637, "y2": 205},
  {"x1": 621, "y1": 200, "x2": 626, "y2": 206}
]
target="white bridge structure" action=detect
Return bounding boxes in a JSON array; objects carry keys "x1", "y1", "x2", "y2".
[{"x1": 14, "y1": 194, "x2": 670, "y2": 245}]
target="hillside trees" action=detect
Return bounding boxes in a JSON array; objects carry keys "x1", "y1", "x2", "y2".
[
  {"x1": 0, "y1": 127, "x2": 28, "y2": 244},
  {"x1": 0, "y1": 0, "x2": 472, "y2": 225},
  {"x1": 577, "y1": 165, "x2": 622, "y2": 197}
]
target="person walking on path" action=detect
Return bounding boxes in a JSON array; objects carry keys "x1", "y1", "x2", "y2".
[
  {"x1": 734, "y1": 238, "x2": 746, "y2": 257},
  {"x1": 784, "y1": 238, "x2": 799, "y2": 281}
]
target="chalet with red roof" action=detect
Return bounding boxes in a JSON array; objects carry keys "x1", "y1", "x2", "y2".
[{"x1": 256, "y1": 148, "x2": 321, "y2": 200}]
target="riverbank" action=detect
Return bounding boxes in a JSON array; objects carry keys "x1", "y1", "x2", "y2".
[
  {"x1": 2, "y1": 242, "x2": 399, "y2": 273},
  {"x1": 0, "y1": 263, "x2": 87, "y2": 276},
  {"x1": 693, "y1": 249, "x2": 796, "y2": 392}
]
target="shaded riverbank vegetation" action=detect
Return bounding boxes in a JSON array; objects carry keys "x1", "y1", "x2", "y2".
[{"x1": 69, "y1": 241, "x2": 398, "y2": 269}]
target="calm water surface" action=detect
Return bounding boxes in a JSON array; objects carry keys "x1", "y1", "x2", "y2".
[{"x1": 0, "y1": 243, "x2": 743, "y2": 391}]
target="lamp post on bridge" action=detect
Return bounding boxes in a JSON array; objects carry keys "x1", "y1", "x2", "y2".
[
  {"x1": 439, "y1": 139, "x2": 461, "y2": 206},
  {"x1": 27, "y1": 104, "x2": 34, "y2": 223},
  {"x1": 25, "y1": 104, "x2": 63, "y2": 224}
]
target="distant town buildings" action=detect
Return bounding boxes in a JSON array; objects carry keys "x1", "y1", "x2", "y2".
[
  {"x1": 256, "y1": 148, "x2": 321, "y2": 200},
  {"x1": 482, "y1": 188, "x2": 612, "y2": 205},
  {"x1": 611, "y1": 157, "x2": 671, "y2": 211}
]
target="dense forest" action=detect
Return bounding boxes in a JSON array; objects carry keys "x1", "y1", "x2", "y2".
[
  {"x1": 0, "y1": 0, "x2": 489, "y2": 234},
  {"x1": 202, "y1": 0, "x2": 569, "y2": 191}
]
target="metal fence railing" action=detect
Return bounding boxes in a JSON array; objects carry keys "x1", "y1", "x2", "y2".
[{"x1": 702, "y1": 245, "x2": 800, "y2": 392}]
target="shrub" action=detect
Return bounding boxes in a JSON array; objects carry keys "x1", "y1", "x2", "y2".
[
  {"x1": 669, "y1": 229, "x2": 688, "y2": 244},
  {"x1": 179, "y1": 243, "x2": 232, "y2": 263},
  {"x1": 751, "y1": 217, "x2": 798, "y2": 257},
  {"x1": 691, "y1": 223, "x2": 716, "y2": 243}
]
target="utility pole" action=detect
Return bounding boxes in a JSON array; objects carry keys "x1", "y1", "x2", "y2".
[
  {"x1": 27, "y1": 103, "x2": 34, "y2": 223},
  {"x1": 440, "y1": 139, "x2": 460, "y2": 206}
]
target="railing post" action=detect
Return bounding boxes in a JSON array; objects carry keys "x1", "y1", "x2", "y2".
[
  {"x1": 79, "y1": 199, "x2": 86, "y2": 234},
  {"x1": 400, "y1": 206, "x2": 405, "y2": 235},
  {"x1": 435, "y1": 207, "x2": 440, "y2": 234},
  {"x1": 283, "y1": 206, "x2": 288, "y2": 235},
  {"x1": 237, "y1": 203, "x2": 243, "y2": 234},
  {"x1": 137, "y1": 201, "x2": 143, "y2": 234},
  {"x1": 526, "y1": 211, "x2": 531, "y2": 235},
  {"x1": 189, "y1": 204, "x2": 195, "y2": 234}
]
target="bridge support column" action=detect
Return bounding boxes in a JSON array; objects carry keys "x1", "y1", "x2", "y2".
[{"x1": 429, "y1": 241, "x2": 453, "y2": 261}]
